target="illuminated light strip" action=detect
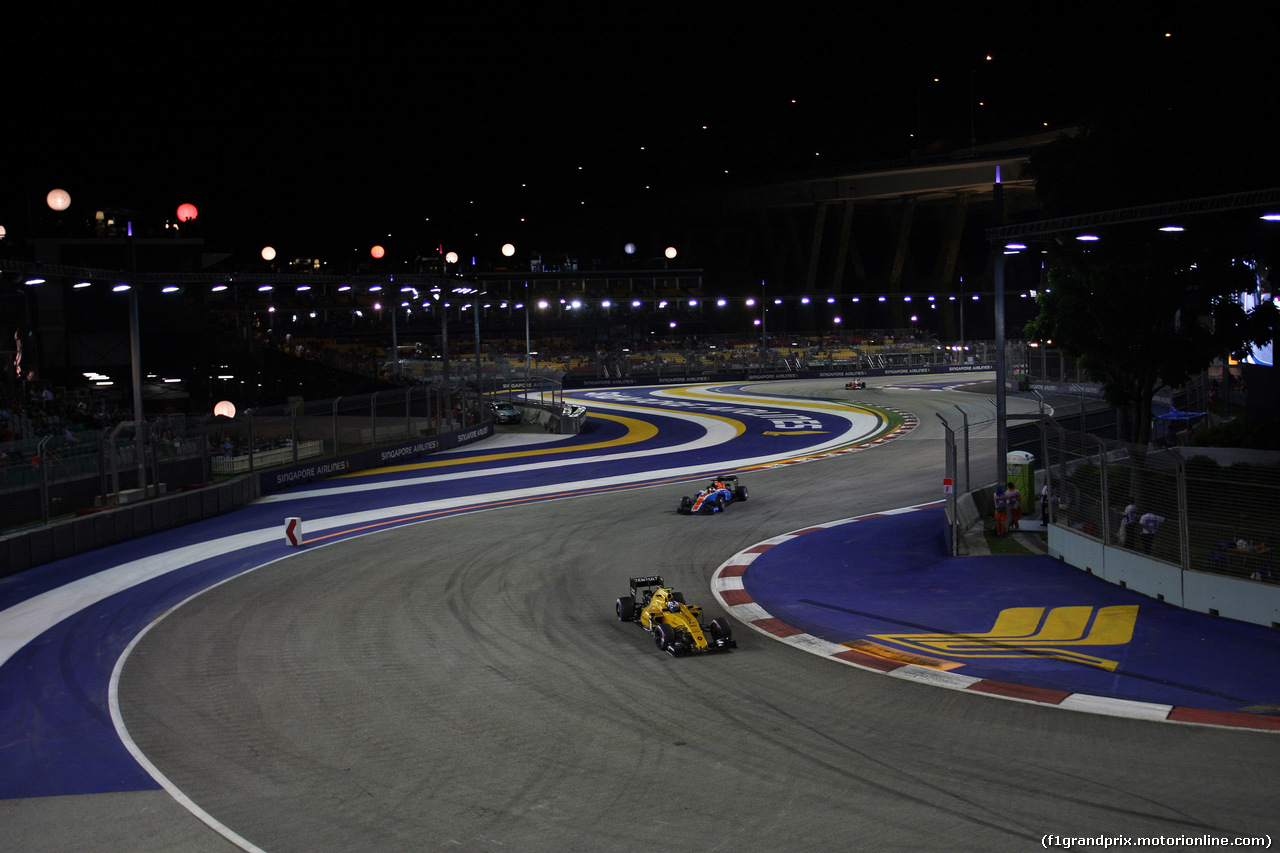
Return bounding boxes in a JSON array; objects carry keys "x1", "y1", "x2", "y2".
[{"x1": 710, "y1": 505, "x2": 1280, "y2": 733}]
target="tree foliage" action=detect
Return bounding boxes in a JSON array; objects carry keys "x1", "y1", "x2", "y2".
[
  {"x1": 1021, "y1": 92, "x2": 1278, "y2": 446},
  {"x1": 1025, "y1": 239, "x2": 1274, "y2": 444}
]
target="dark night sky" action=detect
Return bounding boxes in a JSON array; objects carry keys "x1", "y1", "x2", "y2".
[{"x1": 6, "y1": 5, "x2": 1277, "y2": 266}]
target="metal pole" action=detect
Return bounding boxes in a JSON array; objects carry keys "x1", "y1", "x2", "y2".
[
  {"x1": 246, "y1": 411, "x2": 255, "y2": 474},
  {"x1": 994, "y1": 251, "x2": 1008, "y2": 487},
  {"x1": 1097, "y1": 434, "x2": 1111, "y2": 544},
  {"x1": 149, "y1": 420, "x2": 162, "y2": 494},
  {"x1": 441, "y1": 297, "x2": 450, "y2": 427},
  {"x1": 474, "y1": 291, "x2": 483, "y2": 419},
  {"x1": 332, "y1": 396, "x2": 341, "y2": 456},
  {"x1": 391, "y1": 295, "x2": 399, "y2": 381},
  {"x1": 200, "y1": 416, "x2": 209, "y2": 482},
  {"x1": 955, "y1": 405, "x2": 971, "y2": 493},
  {"x1": 760, "y1": 279, "x2": 767, "y2": 347},
  {"x1": 935, "y1": 413, "x2": 957, "y2": 556},
  {"x1": 127, "y1": 227, "x2": 146, "y2": 493},
  {"x1": 37, "y1": 436, "x2": 49, "y2": 523}
]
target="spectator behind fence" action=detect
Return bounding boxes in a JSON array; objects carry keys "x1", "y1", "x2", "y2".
[
  {"x1": 1122, "y1": 500, "x2": 1140, "y2": 546},
  {"x1": 1039, "y1": 483, "x2": 1057, "y2": 526},
  {"x1": 1139, "y1": 512, "x2": 1164, "y2": 554}
]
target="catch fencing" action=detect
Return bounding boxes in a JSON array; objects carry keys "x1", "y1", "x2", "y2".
[
  {"x1": 1043, "y1": 423, "x2": 1280, "y2": 583},
  {"x1": 2, "y1": 381, "x2": 527, "y2": 534},
  {"x1": 1, "y1": 415, "x2": 212, "y2": 532}
]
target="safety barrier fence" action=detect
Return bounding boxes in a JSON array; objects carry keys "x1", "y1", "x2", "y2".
[
  {"x1": 0, "y1": 371, "x2": 581, "y2": 537},
  {"x1": 941, "y1": 411, "x2": 1280, "y2": 585},
  {"x1": 0, "y1": 416, "x2": 212, "y2": 532},
  {"x1": 1043, "y1": 423, "x2": 1280, "y2": 584},
  {"x1": 941, "y1": 415, "x2": 1280, "y2": 626}
]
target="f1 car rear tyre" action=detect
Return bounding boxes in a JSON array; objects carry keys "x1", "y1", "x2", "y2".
[
  {"x1": 735, "y1": 486, "x2": 748, "y2": 501},
  {"x1": 616, "y1": 597, "x2": 635, "y2": 621}
]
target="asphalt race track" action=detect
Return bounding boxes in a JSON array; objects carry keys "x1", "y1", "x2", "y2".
[{"x1": 3, "y1": 377, "x2": 1277, "y2": 852}]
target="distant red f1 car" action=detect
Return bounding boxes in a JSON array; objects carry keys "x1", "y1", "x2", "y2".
[{"x1": 845, "y1": 379, "x2": 866, "y2": 390}]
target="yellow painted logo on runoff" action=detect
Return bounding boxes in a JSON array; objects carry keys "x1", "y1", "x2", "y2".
[{"x1": 866, "y1": 605, "x2": 1139, "y2": 672}]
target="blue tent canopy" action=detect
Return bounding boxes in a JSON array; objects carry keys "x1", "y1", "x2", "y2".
[{"x1": 1154, "y1": 407, "x2": 1205, "y2": 420}]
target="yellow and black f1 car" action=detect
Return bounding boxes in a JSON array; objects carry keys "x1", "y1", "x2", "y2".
[{"x1": 615, "y1": 575, "x2": 736, "y2": 656}]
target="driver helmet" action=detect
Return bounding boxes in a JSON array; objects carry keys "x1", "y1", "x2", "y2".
[{"x1": 667, "y1": 599, "x2": 681, "y2": 613}]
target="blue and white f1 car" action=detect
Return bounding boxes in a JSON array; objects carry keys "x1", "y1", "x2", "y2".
[{"x1": 677, "y1": 475, "x2": 747, "y2": 515}]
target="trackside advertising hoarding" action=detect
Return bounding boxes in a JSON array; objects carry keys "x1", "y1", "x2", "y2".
[{"x1": 259, "y1": 422, "x2": 494, "y2": 493}]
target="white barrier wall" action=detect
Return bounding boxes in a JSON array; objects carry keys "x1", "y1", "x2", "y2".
[{"x1": 1047, "y1": 526, "x2": 1280, "y2": 628}]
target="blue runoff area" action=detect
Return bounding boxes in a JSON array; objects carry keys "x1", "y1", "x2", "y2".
[{"x1": 742, "y1": 507, "x2": 1280, "y2": 713}]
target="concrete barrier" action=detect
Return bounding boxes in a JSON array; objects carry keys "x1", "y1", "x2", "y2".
[{"x1": 0, "y1": 476, "x2": 257, "y2": 579}]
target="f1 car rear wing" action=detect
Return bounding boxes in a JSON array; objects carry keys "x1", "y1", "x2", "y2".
[{"x1": 629, "y1": 575, "x2": 665, "y2": 593}]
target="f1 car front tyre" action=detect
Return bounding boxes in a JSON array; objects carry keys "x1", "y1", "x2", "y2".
[
  {"x1": 710, "y1": 618, "x2": 733, "y2": 643},
  {"x1": 654, "y1": 622, "x2": 679, "y2": 653},
  {"x1": 616, "y1": 597, "x2": 635, "y2": 621}
]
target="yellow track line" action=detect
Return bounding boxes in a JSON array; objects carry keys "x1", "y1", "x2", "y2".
[{"x1": 341, "y1": 410, "x2": 657, "y2": 477}]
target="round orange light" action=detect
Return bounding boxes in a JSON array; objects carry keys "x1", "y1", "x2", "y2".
[
  {"x1": 176, "y1": 202, "x2": 198, "y2": 222},
  {"x1": 371, "y1": 245, "x2": 386, "y2": 259},
  {"x1": 213, "y1": 400, "x2": 236, "y2": 418}
]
